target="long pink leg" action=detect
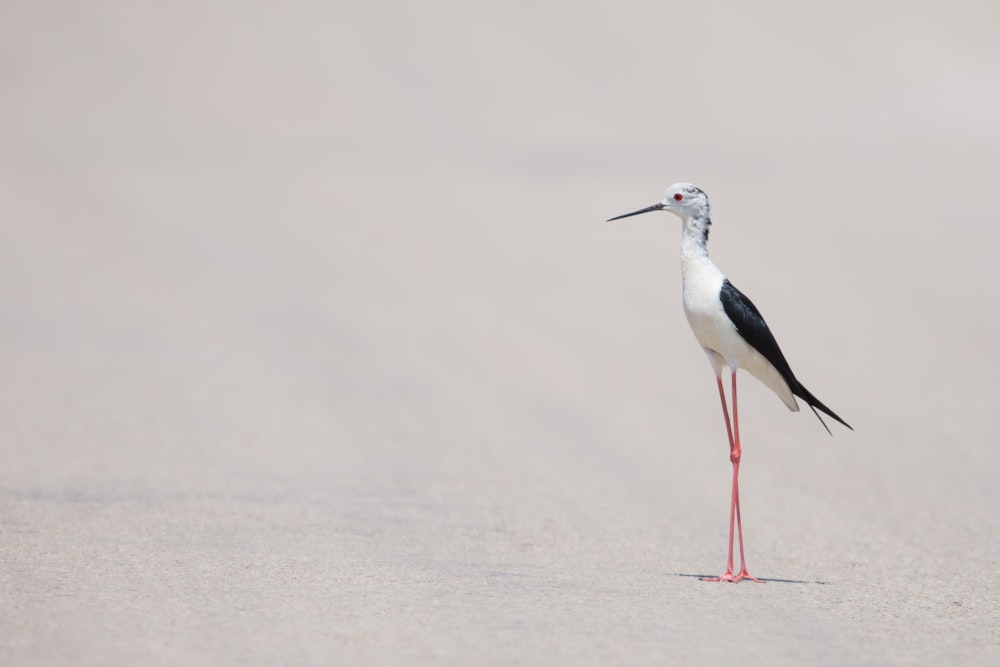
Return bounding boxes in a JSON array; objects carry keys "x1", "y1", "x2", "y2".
[
  {"x1": 700, "y1": 375, "x2": 738, "y2": 582},
  {"x1": 730, "y1": 371, "x2": 762, "y2": 583},
  {"x1": 701, "y1": 371, "x2": 763, "y2": 583}
]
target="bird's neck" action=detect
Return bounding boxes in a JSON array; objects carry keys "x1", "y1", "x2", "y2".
[
  {"x1": 679, "y1": 213, "x2": 718, "y2": 287},
  {"x1": 680, "y1": 213, "x2": 711, "y2": 260}
]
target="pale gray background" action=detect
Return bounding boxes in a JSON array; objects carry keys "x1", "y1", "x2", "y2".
[{"x1": 2, "y1": 1, "x2": 999, "y2": 665}]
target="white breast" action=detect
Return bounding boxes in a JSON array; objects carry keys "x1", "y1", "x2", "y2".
[{"x1": 680, "y1": 254, "x2": 732, "y2": 353}]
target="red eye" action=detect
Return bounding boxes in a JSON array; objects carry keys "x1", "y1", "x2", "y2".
[{"x1": 673, "y1": 193, "x2": 683, "y2": 201}]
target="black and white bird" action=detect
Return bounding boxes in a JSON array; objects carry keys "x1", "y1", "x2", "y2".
[{"x1": 608, "y1": 183, "x2": 851, "y2": 583}]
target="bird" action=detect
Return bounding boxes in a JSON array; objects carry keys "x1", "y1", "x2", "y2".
[{"x1": 608, "y1": 183, "x2": 851, "y2": 583}]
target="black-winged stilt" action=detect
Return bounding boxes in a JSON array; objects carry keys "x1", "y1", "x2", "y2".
[{"x1": 608, "y1": 183, "x2": 851, "y2": 583}]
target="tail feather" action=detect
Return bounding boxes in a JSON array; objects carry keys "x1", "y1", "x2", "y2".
[{"x1": 792, "y1": 382, "x2": 852, "y2": 434}]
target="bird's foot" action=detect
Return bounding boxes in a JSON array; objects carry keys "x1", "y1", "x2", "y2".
[
  {"x1": 699, "y1": 568, "x2": 764, "y2": 583},
  {"x1": 732, "y1": 568, "x2": 764, "y2": 583}
]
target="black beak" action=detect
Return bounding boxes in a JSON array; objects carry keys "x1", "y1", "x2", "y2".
[{"x1": 606, "y1": 202, "x2": 665, "y2": 222}]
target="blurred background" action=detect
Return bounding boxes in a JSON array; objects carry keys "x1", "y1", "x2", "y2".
[{"x1": 2, "y1": 1, "x2": 999, "y2": 665}]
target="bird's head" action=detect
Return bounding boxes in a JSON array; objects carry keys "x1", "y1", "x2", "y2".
[{"x1": 607, "y1": 182, "x2": 710, "y2": 222}]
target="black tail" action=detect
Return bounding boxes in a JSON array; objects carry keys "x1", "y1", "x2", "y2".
[{"x1": 792, "y1": 382, "x2": 852, "y2": 435}]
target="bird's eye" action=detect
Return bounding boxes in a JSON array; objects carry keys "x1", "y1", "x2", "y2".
[{"x1": 673, "y1": 193, "x2": 683, "y2": 201}]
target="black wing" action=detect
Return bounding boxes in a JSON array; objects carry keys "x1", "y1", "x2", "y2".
[{"x1": 719, "y1": 279, "x2": 852, "y2": 433}]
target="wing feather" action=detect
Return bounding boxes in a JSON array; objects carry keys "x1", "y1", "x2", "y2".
[{"x1": 719, "y1": 279, "x2": 852, "y2": 432}]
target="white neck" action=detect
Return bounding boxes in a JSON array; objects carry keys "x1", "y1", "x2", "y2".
[
  {"x1": 680, "y1": 212, "x2": 711, "y2": 259},
  {"x1": 679, "y1": 211, "x2": 719, "y2": 290}
]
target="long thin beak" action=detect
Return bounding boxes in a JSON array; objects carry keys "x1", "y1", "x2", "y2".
[{"x1": 606, "y1": 202, "x2": 665, "y2": 222}]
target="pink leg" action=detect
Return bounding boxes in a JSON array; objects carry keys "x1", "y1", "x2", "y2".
[
  {"x1": 701, "y1": 371, "x2": 763, "y2": 584},
  {"x1": 700, "y1": 375, "x2": 737, "y2": 582},
  {"x1": 730, "y1": 371, "x2": 762, "y2": 583}
]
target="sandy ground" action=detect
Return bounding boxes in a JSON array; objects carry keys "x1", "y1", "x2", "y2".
[{"x1": 2, "y1": 1, "x2": 999, "y2": 665}]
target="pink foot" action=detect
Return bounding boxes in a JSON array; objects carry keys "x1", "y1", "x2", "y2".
[
  {"x1": 699, "y1": 569, "x2": 765, "y2": 583},
  {"x1": 732, "y1": 569, "x2": 764, "y2": 583}
]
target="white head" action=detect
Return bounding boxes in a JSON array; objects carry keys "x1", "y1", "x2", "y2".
[{"x1": 607, "y1": 182, "x2": 710, "y2": 223}]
